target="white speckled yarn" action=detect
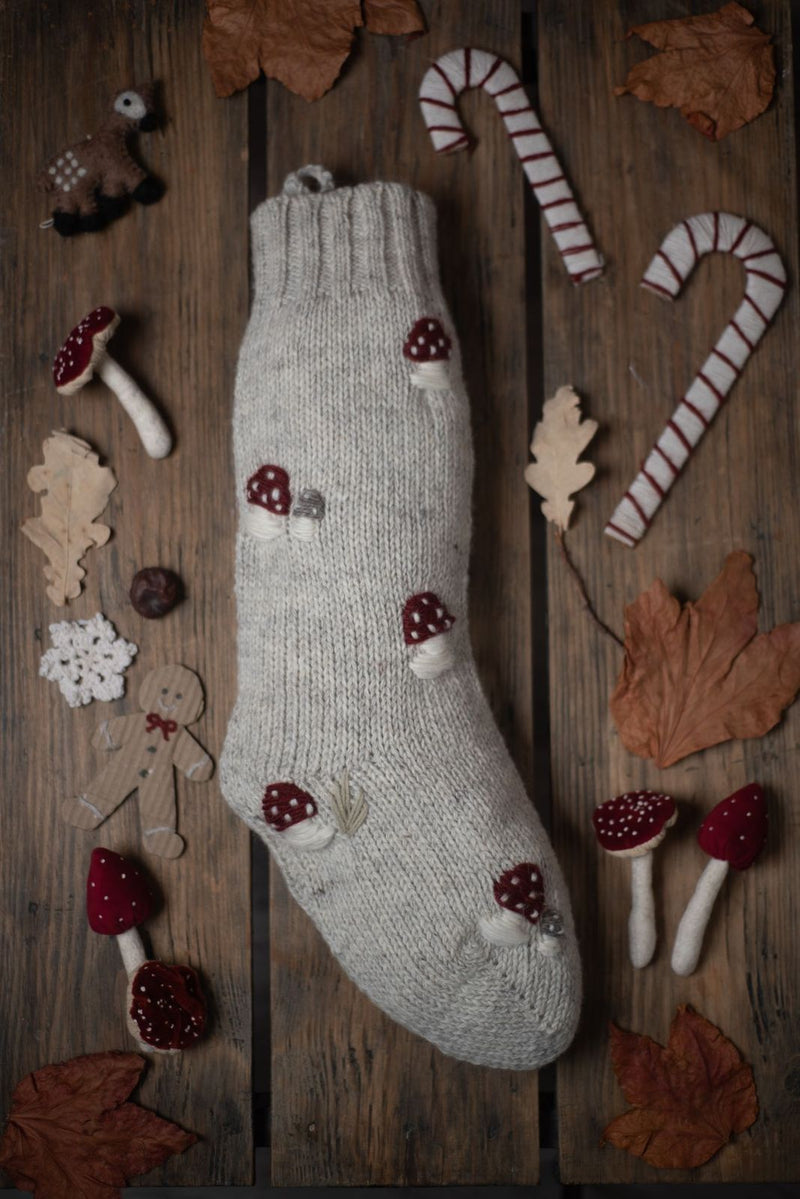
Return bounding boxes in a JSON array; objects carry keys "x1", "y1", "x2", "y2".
[{"x1": 220, "y1": 170, "x2": 581, "y2": 1070}]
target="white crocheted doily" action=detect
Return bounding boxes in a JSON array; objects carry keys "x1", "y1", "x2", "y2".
[{"x1": 40, "y1": 612, "x2": 138, "y2": 707}]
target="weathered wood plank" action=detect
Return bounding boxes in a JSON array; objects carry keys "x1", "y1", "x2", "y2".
[
  {"x1": 0, "y1": 1, "x2": 252, "y2": 1184},
  {"x1": 264, "y1": 0, "x2": 540, "y2": 1184},
  {"x1": 538, "y1": 0, "x2": 800, "y2": 1183}
]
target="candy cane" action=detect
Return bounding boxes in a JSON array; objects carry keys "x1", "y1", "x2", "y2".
[
  {"x1": 605, "y1": 213, "x2": 786, "y2": 547},
  {"x1": 419, "y1": 49, "x2": 603, "y2": 285}
]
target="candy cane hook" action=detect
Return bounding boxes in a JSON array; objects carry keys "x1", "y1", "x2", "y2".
[
  {"x1": 606, "y1": 212, "x2": 786, "y2": 547},
  {"x1": 419, "y1": 49, "x2": 603, "y2": 285}
]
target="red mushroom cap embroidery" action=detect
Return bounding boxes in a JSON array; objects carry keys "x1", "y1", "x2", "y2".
[
  {"x1": 697, "y1": 782, "x2": 767, "y2": 871},
  {"x1": 402, "y1": 592, "x2": 455, "y2": 645},
  {"x1": 246, "y1": 465, "x2": 291, "y2": 515},
  {"x1": 262, "y1": 781, "x2": 318, "y2": 832},
  {"x1": 403, "y1": 318, "x2": 452, "y2": 364},
  {"x1": 592, "y1": 791, "x2": 677, "y2": 856},
  {"x1": 53, "y1": 306, "x2": 119, "y2": 393},
  {"x1": 493, "y1": 863, "x2": 545, "y2": 925},
  {"x1": 86, "y1": 847, "x2": 154, "y2": 934},
  {"x1": 129, "y1": 960, "x2": 207, "y2": 1051}
]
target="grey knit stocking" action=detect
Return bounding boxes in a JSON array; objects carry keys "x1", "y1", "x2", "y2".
[{"x1": 221, "y1": 166, "x2": 581, "y2": 1070}]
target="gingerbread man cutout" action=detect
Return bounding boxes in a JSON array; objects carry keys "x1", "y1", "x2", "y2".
[{"x1": 62, "y1": 665, "x2": 213, "y2": 859}]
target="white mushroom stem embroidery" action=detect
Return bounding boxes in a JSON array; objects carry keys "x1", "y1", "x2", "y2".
[
  {"x1": 672, "y1": 783, "x2": 767, "y2": 977},
  {"x1": 262, "y1": 782, "x2": 335, "y2": 850},
  {"x1": 402, "y1": 591, "x2": 456, "y2": 679},
  {"x1": 291, "y1": 488, "x2": 325, "y2": 542},
  {"x1": 245, "y1": 465, "x2": 291, "y2": 540},
  {"x1": 592, "y1": 791, "x2": 677, "y2": 969},
  {"x1": 480, "y1": 863, "x2": 545, "y2": 947}
]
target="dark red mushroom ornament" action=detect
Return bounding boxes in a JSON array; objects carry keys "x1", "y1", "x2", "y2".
[
  {"x1": 403, "y1": 317, "x2": 452, "y2": 391},
  {"x1": 402, "y1": 592, "x2": 456, "y2": 679},
  {"x1": 479, "y1": 862, "x2": 562, "y2": 951},
  {"x1": 671, "y1": 782, "x2": 767, "y2": 977}
]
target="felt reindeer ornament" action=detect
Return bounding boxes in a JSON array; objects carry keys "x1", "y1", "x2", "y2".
[
  {"x1": 40, "y1": 85, "x2": 164, "y2": 236},
  {"x1": 62, "y1": 665, "x2": 213, "y2": 859}
]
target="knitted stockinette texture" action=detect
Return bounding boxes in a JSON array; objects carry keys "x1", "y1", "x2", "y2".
[{"x1": 221, "y1": 168, "x2": 581, "y2": 1070}]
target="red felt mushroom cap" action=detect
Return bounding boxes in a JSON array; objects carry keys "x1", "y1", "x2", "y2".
[
  {"x1": 697, "y1": 782, "x2": 767, "y2": 871},
  {"x1": 262, "y1": 782, "x2": 318, "y2": 832},
  {"x1": 493, "y1": 863, "x2": 545, "y2": 925},
  {"x1": 592, "y1": 791, "x2": 677, "y2": 857},
  {"x1": 86, "y1": 847, "x2": 154, "y2": 934},
  {"x1": 246, "y1": 465, "x2": 291, "y2": 515},
  {"x1": 403, "y1": 318, "x2": 452, "y2": 364},
  {"x1": 53, "y1": 306, "x2": 120, "y2": 394},
  {"x1": 402, "y1": 592, "x2": 455, "y2": 645},
  {"x1": 129, "y1": 961, "x2": 207, "y2": 1051}
]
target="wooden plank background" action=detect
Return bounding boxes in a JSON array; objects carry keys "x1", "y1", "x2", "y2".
[
  {"x1": 3, "y1": 0, "x2": 800, "y2": 1189},
  {"x1": 539, "y1": 0, "x2": 800, "y2": 1184},
  {"x1": 0, "y1": 0, "x2": 252, "y2": 1186},
  {"x1": 263, "y1": 0, "x2": 542, "y2": 1185}
]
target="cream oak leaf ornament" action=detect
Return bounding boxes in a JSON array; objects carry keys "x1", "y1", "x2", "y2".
[{"x1": 525, "y1": 385, "x2": 598, "y2": 532}]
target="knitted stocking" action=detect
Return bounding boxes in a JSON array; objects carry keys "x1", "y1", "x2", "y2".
[{"x1": 221, "y1": 166, "x2": 581, "y2": 1070}]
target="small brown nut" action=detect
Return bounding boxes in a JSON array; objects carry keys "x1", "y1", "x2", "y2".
[{"x1": 130, "y1": 567, "x2": 182, "y2": 619}]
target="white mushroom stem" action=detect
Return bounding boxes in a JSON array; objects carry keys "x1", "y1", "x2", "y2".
[
  {"x1": 291, "y1": 515, "x2": 320, "y2": 543},
  {"x1": 410, "y1": 633, "x2": 455, "y2": 679},
  {"x1": 410, "y1": 360, "x2": 451, "y2": 391},
  {"x1": 628, "y1": 853, "x2": 656, "y2": 969},
  {"x1": 116, "y1": 926, "x2": 147, "y2": 979},
  {"x1": 671, "y1": 857, "x2": 729, "y2": 977},
  {"x1": 243, "y1": 506, "x2": 285, "y2": 541},
  {"x1": 283, "y1": 819, "x2": 335, "y2": 851},
  {"x1": 479, "y1": 909, "x2": 531, "y2": 947},
  {"x1": 97, "y1": 355, "x2": 172, "y2": 459}
]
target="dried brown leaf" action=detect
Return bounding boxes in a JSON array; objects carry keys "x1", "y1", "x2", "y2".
[
  {"x1": 202, "y1": 0, "x2": 424, "y2": 101},
  {"x1": 0, "y1": 1051, "x2": 196, "y2": 1199},
  {"x1": 610, "y1": 551, "x2": 800, "y2": 768},
  {"x1": 615, "y1": 2, "x2": 775, "y2": 141},
  {"x1": 603, "y1": 1005, "x2": 758, "y2": 1169},
  {"x1": 524, "y1": 385, "x2": 597, "y2": 532},
  {"x1": 21, "y1": 431, "x2": 117, "y2": 606}
]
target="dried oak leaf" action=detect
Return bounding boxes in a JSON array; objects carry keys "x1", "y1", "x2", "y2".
[
  {"x1": 203, "y1": 0, "x2": 425, "y2": 102},
  {"x1": 22, "y1": 430, "x2": 117, "y2": 606},
  {"x1": 610, "y1": 551, "x2": 800, "y2": 769},
  {"x1": 0, "y1": 1051, "x2": 196, "y2": 1199},
  {"x1": 615, "y1": 2, "x2": 775, "y2": 141},
  {"x1": 524, "y1": 385, "x2": 598, "y2": 532},
  {"x1": 603, "y1": 1005, "x2": 758, "y2": 1169}
]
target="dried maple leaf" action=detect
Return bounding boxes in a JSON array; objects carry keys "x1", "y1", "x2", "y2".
[
  {"x1": 21, "y1": 430, "x2": 117, "y2": 606},
  {"x1": 524, "y1": 385, "x2": 598, "y2": 532},
  {"x1": 610, "y1": 551, "x2": 800, "y2": 768},
  {"x1": 615, "y1": 2, "x2": 775, "y2": 141},
  {"x1": 603, "y1": 1005, "x2": 758, "y2": 1169},
  {"x1": 0, "y1": 1051, "x2": 196, "y2": 1199},
  {"x1": 202, "y1": 0, "x2": 425, "y2": 102}
]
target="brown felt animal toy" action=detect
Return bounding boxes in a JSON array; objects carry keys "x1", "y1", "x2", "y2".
[
  {"x1": 62, "y1": 665, "x2": 213, "y2": 859},
  {"x1": 40, "y1": 86, "x2": 164, "y2": 236}
]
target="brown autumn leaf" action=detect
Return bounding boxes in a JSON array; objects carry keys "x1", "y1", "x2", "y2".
[
  {"x1": 610, "y1": 551, "x2": 800, "y2": 768},
  {"x1": 615, "y1": 2, "x2": 775, "y2": 141},
  {"x1": 603, "y1": 1005, "x2": 758, "y2": 1169},
  {"x1": 202, "y1": 0, "x2": 425, "y2": 102},
  {"x1": 0, "y1": 1052, "x2": 196, "y2": 1199}
]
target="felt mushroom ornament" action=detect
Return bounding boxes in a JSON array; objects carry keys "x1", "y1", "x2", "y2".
[
  {"x1": 592, "y1": 791, "x2": 677, "y2": 969},
  {"x1": 86, "y1": 847, "x2": 207, "y2": 1052},
  {"x1": 403, "y1": 317, "x2": 452, "y2": 390},
  {"x1": 245, "y1": 465, "x2": 291, "y2": 540},
  {"x1": 262, "y1": 782, "x2": 335, "y2": 850},
  {"x1": 53, "y1": 307, "x2": 172, "y2": 459},
  {"x1": 402, "y1": 592, "x2": 456, "y2": 678},
  {"x1": 671, "y1": 783, "x2": 767, "y2": 977},
  {"x1": 479, "y1": 862, "x2": 563, "y2": 952}
]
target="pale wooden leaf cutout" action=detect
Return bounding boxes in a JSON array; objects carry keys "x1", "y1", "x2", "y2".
[
  {"x1": 22, "y1": 431, "x2": 117, "y2": 606},
  {"x1": 524, "y1": 385, "x2": 598, "y2": 531},
  {"x1": 328, "y1": 769, "x2": 367, "y2": 836}
]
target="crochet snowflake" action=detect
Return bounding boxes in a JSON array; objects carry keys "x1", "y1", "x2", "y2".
[{"x1": 39, "y1": 612, "x2": 138, "y2": 707}]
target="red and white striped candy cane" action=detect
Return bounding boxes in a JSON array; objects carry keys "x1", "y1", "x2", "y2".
[
  {"x1": 419, "y1": 48, "x2": 603, "y2": 285},
  {"x1": 605, "y1": 212, "x2": 786, "y2": 547}
]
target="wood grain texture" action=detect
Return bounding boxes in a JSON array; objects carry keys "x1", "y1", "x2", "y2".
[
  {"x1": 262, "y1": 0, "x2": 540, "y2": 1185},
  {"x1": 537, "y1": 0, "x2": 800, "y2": 1184},
  {"x1": 0, "y1": 0, "x2": 252, "y2": 1184}
]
